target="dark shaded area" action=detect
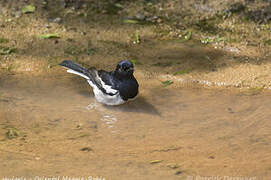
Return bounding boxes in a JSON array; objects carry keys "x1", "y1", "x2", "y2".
[
  {"x1": 105, "y1": 96, "x2": 161, "y2": 116},
  {"x1": 13, "y1": 30, "x2": 267, "y2": 75},
  {"x1": 246, "y1": 5, "x2": 271, "y2": 24},
  {"x1": 220, "y1": 1, "x2": 271, "y2": 24},
  {"x1": 1, "y1": 0, "x2": 271, "y2": 24}
]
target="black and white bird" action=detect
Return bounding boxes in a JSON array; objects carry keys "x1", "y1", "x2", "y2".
[{"x1": 59, "y1": 60, "x2": 139, "y2": 105}]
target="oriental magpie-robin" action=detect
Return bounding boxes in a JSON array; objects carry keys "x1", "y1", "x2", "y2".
[{"x1": 60, "y1": 60, "x2": 139, "y2": 105}]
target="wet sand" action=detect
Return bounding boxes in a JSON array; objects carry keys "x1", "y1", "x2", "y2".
[{"x1": 0, "y1": 73, "x2": 270, "y2": 180}]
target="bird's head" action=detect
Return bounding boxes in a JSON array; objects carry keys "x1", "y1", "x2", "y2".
[{"x1": 115, "y1": 60, "x2": 134, "y2": 77}]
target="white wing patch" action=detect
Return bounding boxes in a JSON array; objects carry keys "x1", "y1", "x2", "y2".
[
  {"x1": 92, "y1": 70, "x2": 118, "y2": 95},
  {"x1": 67, "y1": 69, "x2": 90, "y2": 80},
  {"x1": 98, "y1": 76, "x2": 118, "y2": 94},
  {"x1": 88, "y1": 80, "x2": 125, "y2": 106}
]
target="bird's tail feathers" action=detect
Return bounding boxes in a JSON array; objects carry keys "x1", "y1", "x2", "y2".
[
  {"x1": 60, "y1": 60, "x2": 90, "y2": 80},
  {"x1": 60, "y1": 60, "x2": 113, "y2": 95},
  {"x1": 66, "y1": 69, "x2": 90, "y2": 79}
]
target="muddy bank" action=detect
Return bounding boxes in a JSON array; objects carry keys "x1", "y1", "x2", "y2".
[{"x1": 0, "y1": 0, "x2": 271, "y2": 90}]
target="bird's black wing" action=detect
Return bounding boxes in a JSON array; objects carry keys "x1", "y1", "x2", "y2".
[
  {"x1": 97, "y1": 70, "x2": 118, "y2": 88},
  {"x1": 98, "y1": 70, "x2": 139, "y2": 101},
  {"x1": 89, "y1": 69, "x2": 118, "y2": 96},
  {"x1": 99, "y1": 71, "x2": 139, "y2": 101}
]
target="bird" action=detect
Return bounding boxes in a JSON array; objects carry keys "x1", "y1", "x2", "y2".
[{"x1": 59, "y1": 60, "x2": 139, "y2": 106}]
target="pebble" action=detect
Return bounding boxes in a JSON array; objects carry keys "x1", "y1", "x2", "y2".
[
  {"x1": 175, "y1": 170, "x2": 183, "y2": 175},
  {"x1": 146, "y1": 17, "x2": 153, "y2": 21},
  {"x1": 14, "y1": 11, "x2": 22, "y2": 18},
  {"x1": 227, "y1": 108, "x2": 234, "y2": 113},
  {"x1": 224, "y1": 46, "x2": 240, "y2": 53},
  {"x1": 153, "y1": 15, "x2": 158, "y2": 20},
  {"x1": 52, "y1": 17, "x2": 62, "y2": 23},
  {"x1": 208, "y1": 155, "x2": 215, "y2": 159},
  {"x1": 80, "y1": 147, "x2": 93, "y2": 152},
  {"x1": 157, "y1": 18, "x2": 162, "y2": 23},
  {"x1": 135, "y1": 13, "x2": 145, "y2": 20},
  {"x1": 194, "y1": 4, "x2": 214, "y2": 13},
  {"x1": 45, "y1": 24, "x2": 50, "y2": 28}
]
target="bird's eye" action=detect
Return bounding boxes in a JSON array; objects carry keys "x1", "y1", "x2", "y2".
[{"x1": 123, "y1": 66, "x2": 129, "y2": 71}]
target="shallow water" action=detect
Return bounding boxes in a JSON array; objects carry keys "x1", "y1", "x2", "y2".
[{"x1": 0, "y1": 74, "x2": 270, "y2": 180}]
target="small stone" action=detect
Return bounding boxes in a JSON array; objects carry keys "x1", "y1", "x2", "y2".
[
  {"x1": 146, "y1": 17, "x2": 153, "y2": 21},
  {"x1": 152, "y1": 16, "x2": 158, "y2": 20},
  {"x1": 14, "y1": 11, "x2": 22, "y2": 18},
  {"x1": 194, "y1": 4, "x2": 214, "y2": 13},
  {"x1": 135, "y1": 13, "x2": 145, "y2": 20},
  {"x1": 175, "y1": 170, "x2": 183, "y2": 175},
  {"x1": 76, "y1": 123, "x2": 82, "y2": 129},
  {"x1": 209, "y1": 156, "x2": 215, "y2": 159},
  {"x1": 157, "y1": 18, "x2": 162, "y2": 23},
  {"x1": 52, "y1": 17, "x2": 62, "y2": 23},
  {"x1": 80, "y1": 147, "x2": 93, "y2": 152},
  {"x1": 42, "y1": 0, "x2": 48, "y2": 5},
  {"x1": 227, "y1": 108, "x2": 234, "y2": 113},
  {"x1": 45, "y1": 24, "x2": 50, "y2": 28},
  {"x1": 224, "y1": 46, "x2": 240, "y2": 53}
]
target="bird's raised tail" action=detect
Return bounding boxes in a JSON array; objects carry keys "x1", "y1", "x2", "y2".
[
  {"x1": 59, "y1": 60, "x2": 90, "y2": 80},
  {"x1": 60, "y1": 60, "x2": 118, "y2": 96}
]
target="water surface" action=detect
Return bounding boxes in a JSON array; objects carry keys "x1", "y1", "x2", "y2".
[{"x1": 0, "y1": 74, "x2": 270, "y2": 180}]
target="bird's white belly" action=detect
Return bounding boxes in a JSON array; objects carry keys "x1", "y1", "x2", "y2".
[{"x1": 88, "y1": 80, "x2": 125, "y2": 106}]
